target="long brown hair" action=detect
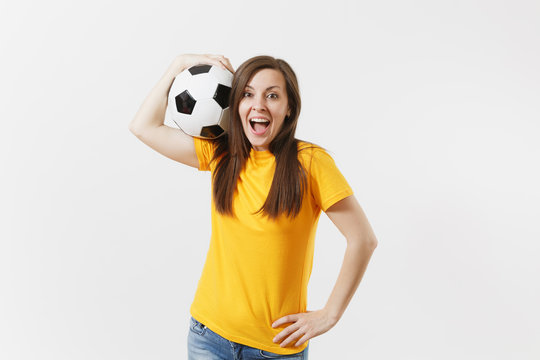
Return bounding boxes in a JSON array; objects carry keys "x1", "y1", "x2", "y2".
[{"x1": 210, "y1": 55, "x2": 309, "y2": 220}]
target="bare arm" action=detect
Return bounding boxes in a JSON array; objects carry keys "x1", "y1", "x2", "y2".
[
  {"x1": 128, "y1": 54, "x2": 234, "y2": 168},
  {"x1": 322, "y1": 194, "x2": 378, "y2": 323},
  {"x1": 271, "y1": 195, "x2": 378, "y2": 348}
]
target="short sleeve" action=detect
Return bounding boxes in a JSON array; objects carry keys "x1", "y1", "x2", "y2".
[
  {"x1": 193, "y1": 137, "x2": 216, "y2": 172},
  {"x1": 309, "y1": 147, "x2": 354, "y2": 212}
]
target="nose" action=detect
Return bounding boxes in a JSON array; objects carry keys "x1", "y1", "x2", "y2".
[{"x1": 251, "y1": 95, "x2": 266, "y2": 112}]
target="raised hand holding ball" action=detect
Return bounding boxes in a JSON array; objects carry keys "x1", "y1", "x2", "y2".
[{"x1": 167, "y1": 55, "x2": 234, "y2": 139}]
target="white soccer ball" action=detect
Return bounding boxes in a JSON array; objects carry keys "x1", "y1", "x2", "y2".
[{"x1": 167, "y1": 64, "x2": 233, "y2": 139}]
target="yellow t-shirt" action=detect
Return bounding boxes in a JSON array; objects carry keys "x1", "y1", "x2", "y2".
[{"x1": 190, "y1": 138, "x2": 353, "y2": 355}]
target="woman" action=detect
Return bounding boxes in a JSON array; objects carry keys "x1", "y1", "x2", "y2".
[{"x1": 129, "y1": 54, "x2": 378, "y2": 359}]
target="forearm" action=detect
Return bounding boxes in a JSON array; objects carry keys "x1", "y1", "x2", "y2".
[
  {"x1": 323, "y1": 240, "x2": 377, "y2": 324},
  {"x1": 129, "y1": 60, "x2": 181, "y2": 132}
]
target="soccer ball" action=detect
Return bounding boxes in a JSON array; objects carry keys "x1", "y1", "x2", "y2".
[{"x1": 167, "y1": 64, "x2": 233, "y2": 139}]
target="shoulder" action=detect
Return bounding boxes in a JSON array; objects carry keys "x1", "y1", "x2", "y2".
[
  {"x1": 296, "y1": 139, "x2": 335, "y2": 165},
  {"x1": 297, "y1": 139, "x2": 324, "y2": 155}
]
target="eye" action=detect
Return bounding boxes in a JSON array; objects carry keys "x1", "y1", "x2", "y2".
[
  {"x1": 268, "y1": 93, "x2": 278, "y2": 99},
  {"x1": 242, "y1": 92, "x2": 251, "y2": 97}
]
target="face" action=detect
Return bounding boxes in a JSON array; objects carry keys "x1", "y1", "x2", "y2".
[{"x1": 239, "y1": 68, "x2": 291, "y2": 151}]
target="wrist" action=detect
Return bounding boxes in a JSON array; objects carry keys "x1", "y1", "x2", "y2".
[
  {"x1": 323, "y1": 306, "x2": 341, "y2": 326},
  {"x1": 166, "y1": 58, "x2": 187, "y2": 79}
]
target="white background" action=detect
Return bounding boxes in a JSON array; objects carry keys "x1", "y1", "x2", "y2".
[{"x1": 1, "y1": 0, "x2": 539, "y2": 359}]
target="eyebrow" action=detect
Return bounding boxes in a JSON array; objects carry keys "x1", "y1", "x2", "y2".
[{"x1": 245, "y1": 85, "x2": 281, "y2": 91}]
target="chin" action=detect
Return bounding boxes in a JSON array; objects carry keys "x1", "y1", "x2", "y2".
[{"x1": 246, "y1": 136, "x2": 268, "y2": 150}]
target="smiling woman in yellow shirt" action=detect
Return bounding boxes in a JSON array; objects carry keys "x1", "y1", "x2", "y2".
[{"x1": 129, "y1": 53, "x2": 378, "y2": 360}]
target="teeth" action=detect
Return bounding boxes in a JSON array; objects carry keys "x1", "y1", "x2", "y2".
[{"x1": 250, "y1": 118, "x2": 270, "y2": 123}]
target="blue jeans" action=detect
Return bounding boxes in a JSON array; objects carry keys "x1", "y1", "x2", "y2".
[{"x1": 188, "y1": 316, "x2": 309, "y2": 359}]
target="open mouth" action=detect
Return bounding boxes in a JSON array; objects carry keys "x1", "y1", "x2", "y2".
[{"x1": 249, "y1": 118, "x2": 270, "y2": 135}]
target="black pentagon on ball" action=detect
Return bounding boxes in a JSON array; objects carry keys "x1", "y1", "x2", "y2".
[
  {"x1": 175, "y1": 90, "x2": 196, "y2": 114},
  {"x1": 200, "y1": 125, "x2": 225, "y2": 138},
  {"x1": 189, "y1": 65, "x2": 212, "y2": 75},
  {"x1": 213, "y1": 84, "x2": 231, "y2": 109}
]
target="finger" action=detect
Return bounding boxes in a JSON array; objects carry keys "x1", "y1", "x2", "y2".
[
  {"x1": 208, "y1": 59, "x2": 227, "y2": 70},
  {"x1": 273, "y1": 314, "x2": 298, "y2": 328},
  {"x1": 273, "y1": 323, "x2": 301, "y2": 344},
  {"x1": 216, "y1": 60, "x2": 227, "y2": 70},
  {"x1": 280, "y1": 328, "x2": 304, "y2": 348},
  {"x1": 222, "y1": 58, "x2": 235, "y2": 73},
  {"x1": 207, "y1": 54, "x2": 226, "y2": 62},
  {"x1": 294, "y1": 333, "x2": 310, "y2": 347},
  {"x1": 211, "y1": 55, "x2": 234, "y2": 73},
  {"x1": 204, "y1": 55, "x2": 226, "y2": 68},
  {"x1": 194, "y1": 55, "x2": 223, "y2": 69},
  {"x1": 272, "y1": 317, "x2": 286, "y2": 328}
]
